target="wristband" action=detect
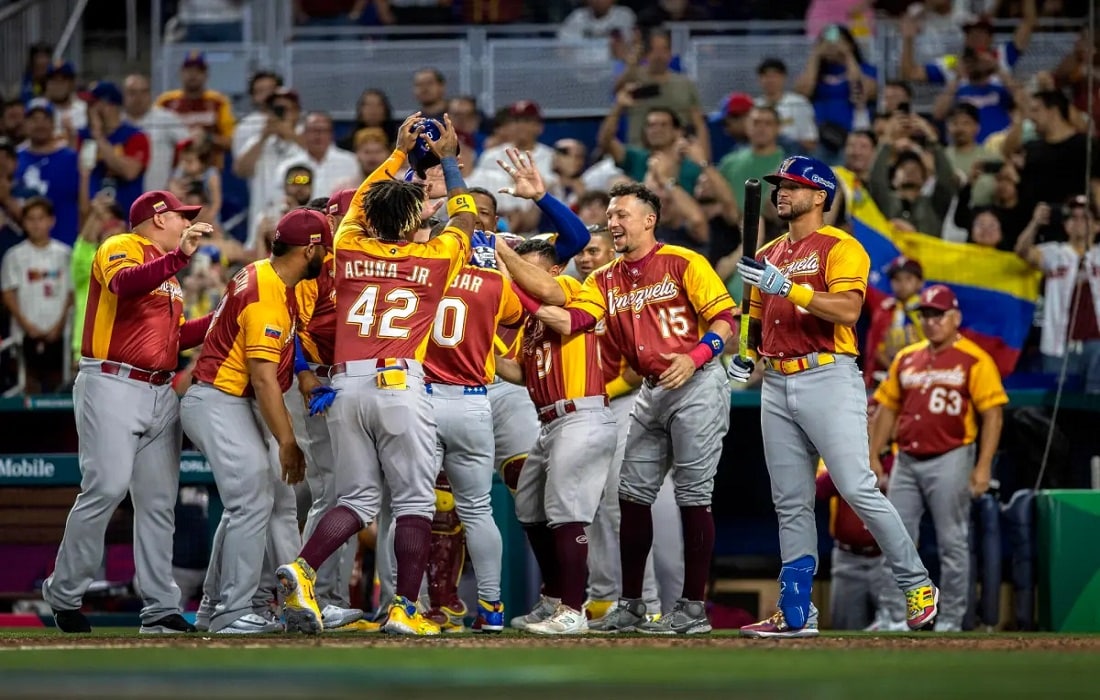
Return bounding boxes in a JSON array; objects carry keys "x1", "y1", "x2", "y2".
[
  {"x1": 688, "y1": 342, "x2": 712, "y2": 370},
  {"x1": 785, "y1": 283, "x2": 815, "y2": 309},
  {"x1": 511, "y1": 282, "x2": 542, "y2": 315},
  {"x1": 700, "y1": 332, "x2": 724, "y2": 358},
  {"x1": 294, "y1": 335, "x2": 309, "y2": 375},
  {"x1": 441, "y1": 155, "x2": 464, "y2": 192},
  {"x1": 447, "y1": 194, "x2": 478, "y2": 218}
]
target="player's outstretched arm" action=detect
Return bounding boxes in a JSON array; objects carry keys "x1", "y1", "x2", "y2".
[
  {"x1": 495, "y1": 238, "x2": 567, "y2": 306},
  {"x1": 109, "y1": 222, "x2": 211, "y2": 298},
  {"x1": 496, "y1": 147, "x2": 590, "y2": 261}
]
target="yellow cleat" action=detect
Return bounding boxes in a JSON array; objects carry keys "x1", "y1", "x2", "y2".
[
  {"x1": 427, "y1": 603, "x2": 468, "y2": 633},
  {"x1": 584, "y1": 599, "x2": 616, "y2": 621},
  {"x1": 383, "y1": 596, "x2": 441, "y2": 636},
  {"x1": 906, "y1": 585, "x2": 939, "y2": 630},
  {"x1": 276, "y1": 558, "x2": 323, "y2": 635},
  {"x1": 329, "y1": 618, "x2": 383, "y2": 633}
]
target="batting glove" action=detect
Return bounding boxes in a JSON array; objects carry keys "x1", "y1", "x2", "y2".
[
  {"x1": 737, "y1": 256, "x2": 791, "y2": 297},
  {"x1": 727, "y1": 356, "x2": 754, "y2": 383},
  {"x1": 309, "y1": 386, "x2": 339, "y2": 416}
]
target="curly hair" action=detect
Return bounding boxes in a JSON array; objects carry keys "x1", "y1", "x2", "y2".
[{"x1": 361, "y1": 179, "x2": 427, "y2": 241}]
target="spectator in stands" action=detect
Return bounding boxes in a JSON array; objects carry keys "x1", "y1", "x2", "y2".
[
  {"x1": 717, "y1": 106, "x2": 787, "y2": 213},
  {"x1": 616, "y1": 28, "x2": 707, "y2": 156},
  {"x1": 1, "y1": 100, "x2": 24, "y2": 144},
  {"x1": 825, "y1": 128, "x2": 876, "y2": 228},
  {"x1": 794, "y1": 24, "x2": 876, "y2": 163},
  {"x1": 155, "y1": 52, "x2": 236, "y2": 160},
  {"x1": 412, "y1": 68, "x2": 448, "y2": 122},
  {"x1": 1016, "y1": 196, "x2": 1100, "y2": 392},
  {"x1": 755, "y1": 58, "x2": 818, "y2": 154},
  {"x1": 600, "y1": 88, "x2": 702, "y2": 194},
  {"x1": 170, "y1": 140, "x2": 222, "y2": 225},
  {"x1": 574, "y1": 189, "x2": 610, "y2": 228},
  {"x1": 278, "y1": 112, "x2": 358, "y2": 203},
  {"x1": 868, "y1": 112, "x2": 957, "y2": 236},
  {"x1": 20, "y1": 42, "x2": 53, "y2": 103},
  {"x1": 551, "y1": 138, "x2": 588, "y2": 207},
  {"x1": 709, "y1": 91, "x2": 754, "y2": 159},
  {"x1": 170, "y1": 0, "x2": 245, "y2": 42},
  {"x1": 968, "y1": 208, "x2": 1004, "y2": 248},
  {"x1": 283, "y1": 164, "x2": 315, "y2": 210},
  {"x1": 872, "y1": 80, "x2": 912, "y2": 140},
  {"x1": 805, "y1": 0, "x2": 875, "y2": 51},
  {"x1": 646, "y1": 151, "x2": 708, "y2": 252},
  {"x1": 691, "y1": 146, "x2": 741, "y2": 269},
  {"x1": 447, "y1": 95, "x2": 484, "y2": 154},
  {"x1": 864, "y1": 256, "x2": 925, "y2": 388},
  {"x1": 122, "y1": 74, "x2": 188, "y2": 192},
  {"x1": 955, "y1": 161, "x2": 1029, "y2": 251},
  {"x1": 233, "y1": 87, "x2": 304, "y2": 246},
  {"x1": 1011, "y1": 90, "x2": 1100, "y2": 236},
  {"x1": 558, "y1": 0, "x2": 636, "y2": 42},
  {"x1": 16, "y1": 100, "x2": 79, "y2": 246},
  {"x1": 232, "y1": 71, "x2": 284, "y2": 162},
  {"x1": 335, "y1": 127, "x2": 390, "y2": 190},
  {"x1": 293, "y1": 0, "x2": 371, "y2": 25},
  {"x1": 69, "y1": 190, "x2": 124, "y2": 367},
  {"x1": 43, "y1": 61, "x2": 86, "y2": 144},
  {"x1": 904, "y1": 0, "x2": 965, "y2": 67},
  {"x1": 636, "y1": 0, "x2": 710, "y2": 27},
  {"x1": 930, "y1": 50, "x2": 1017, "y2": 143},
  {"x1": 943, "y1": 103, "x2": 996, "y2": 186},
  {"x1": 0, "y1": 196, "x2": 71, "y2": 393},
  {"x1": 1053, "y1": 29, "x2": 1100, "y2": 135},
  {"x1": 338, "y1": 88, "x2": 397, "y2": 151},
  {"x1": 78, "y1": 82, "x2": 150, "y2": 216}
]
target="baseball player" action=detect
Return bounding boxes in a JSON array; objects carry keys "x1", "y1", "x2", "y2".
[
  {"x1": 503, "y1": 181, "x2": 735, "y2": 635},
  {"x1": 577, "y1": 226, "x2": 684, "y2": 623},
  {"x1": 870, "y1": 284, "x2": 1007, "y2": 632},
  {"x1": 493, "y1": 237, "x2": 617, "y2": 635},
  {"x1": 728, "y1": 155, "x2": 938, "y2": 638},
  {"x1": 43, "y1": 190, "x2": 211, "y2": 634},
  {"x1": 277, "y1": 115, "x2": 476, "y2": 636},
  {"x1": 180, "y1": 208, "x2": 325, "y2": 633}
]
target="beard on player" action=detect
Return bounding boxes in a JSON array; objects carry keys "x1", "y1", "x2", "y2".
[
  {"x1": 776, "y1": 196, "x2": 815, "y2": 222},
  {"x1": 304, "y1": 246, "x2": 326, "y2": 280}
]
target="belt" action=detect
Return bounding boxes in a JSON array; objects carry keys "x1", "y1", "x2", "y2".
[
  {"x1": 99, "y1": 361, "x2": 174, "y2": 386},
  {"x1": 837, "y1": 542, "x2": 881, "y2": 557},
  {"x1": 765, "y1": 352, "x2": 836, "y2": 376},
  {"x1": 425, "y1": 383, "x2": 487, "y2": 396},
  {"x1": 312, "y1": 364, "x2": 335, "y2": 379},
  {"x1": 330, "y1": 358, "x2": 409, "y2": 376},
  {"x1": 537, "y1": 396, "x2": 609, "y2": 424}
]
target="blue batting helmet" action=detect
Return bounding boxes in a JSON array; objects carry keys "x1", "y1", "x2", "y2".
[
  {"x1": 764, "y1": 155, "x2": 838, "y2": 212},
  {"x1": 407, "y1": 118, "x2": 461, "y2": 179}
]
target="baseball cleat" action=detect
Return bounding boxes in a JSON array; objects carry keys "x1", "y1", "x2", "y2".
[
  {"x1": 636, "y1": 599, "x2": 712, "y2": 635},
  {"x1": 276, "y1": 557, "x2": 323, "y2": 635},
  {"x1": 426, "y1": 602, "x2": 468, "y2": 633},
  {"x1": 321, "y1": 604, "x2": 364, "y2": 629},
  {"x1": 583, "y1": 599, "x2": 616, "y2": 621},
  {"x1": 525, "y1": 604, "x2": 588, "y2": 635},
  {"x1": 587, "y1": 598, "x2": 646, "y2": 633},
  {"x1": 139, "y1": 613, "x2": 197, "y2": 634},
  {"x1": 384, "y1": 596, "x2": 441, "y2": 636},
  {"x1": 328, "y1": 618, "x2": 383, "y2": 633},
  {"x1": 473, "y1": 599, "x2": 504, "y2": 633},
  {"x1": 51, "y1": 609, "x2": 91, "y2": 634},
  {"x1": 740, "y1": 605, "x2": 820, "y2": 639},
  {"x1": 864, "y1": 617, "x2": 909, "y2": 632},
  {"x1": 510, "y1": 594, "x2": 559, "y2": 630},
  {"x1": 215, "y1": 613, "x2": 283, "y2": 634},
  {"x1": 905, "y1": 585, "x2": 939, "y2": 630}
]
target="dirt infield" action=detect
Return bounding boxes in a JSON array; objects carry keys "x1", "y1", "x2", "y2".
[{"x1": 3, "y1": 631, "x2": 1099, "y2": 651}]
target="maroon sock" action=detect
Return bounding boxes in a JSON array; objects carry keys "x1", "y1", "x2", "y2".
[
  {"x1": 552, "y1": 522, "x2": 589, "y2": 611},
  {"x1": 299, "y1": 505, "x2": 362, "y2": 571},
  {"x1": 680, "y1": 505, "x2": 715, "y2": 602},
  {"x1": 522, "y1": 522, "x2": 559, "y2": 598},
  {"x1": 394, "y1": 515, "x2": 432, "y2": 601},
  {"x1": 619, "y1": 499, "x2": 653, "y2": 600}
]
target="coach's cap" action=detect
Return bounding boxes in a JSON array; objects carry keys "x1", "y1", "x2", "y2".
[
  {"x1": 508, "y1": 100, "x2": 543, "y2": 121},
  {"x1": 181, "y1": 51, "x2": 207, "y2": 70},
  {"x1": 886, "y1": 255, "x2": 923, "y2": 280},
  {"x1": 918, "y1": 284, "x2": 959, "y2": 312},
  {"x1": 46, "y1": 60, "x2": 75, "y2": 79},
  {"x1": 273, "y1": 208, "x2": 327, "y2": 247},
  {"x1": 129, "y1": 190, "x2": 202, "y2": 229},
  {"x1": 326, "y1": 189, "x2": 356, "y2": 219},
  {"x1": 25, "y1": 98, "x2": 55, "y2": 118},
  {"x1": 90, "y1": 81, "x2": 124, "y2": 106}
]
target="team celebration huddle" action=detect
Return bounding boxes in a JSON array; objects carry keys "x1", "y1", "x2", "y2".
[{"x1": 44, "y1": 108, "x2": 945, "y2": 639}]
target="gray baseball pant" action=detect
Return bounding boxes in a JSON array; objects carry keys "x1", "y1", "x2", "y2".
[{"x1": 828, "y1": 547, "x2": 883, "y2": 630}]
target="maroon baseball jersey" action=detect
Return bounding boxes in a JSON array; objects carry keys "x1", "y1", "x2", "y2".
[
  {"x1": 520, "y1": 276, "x2": 604, "y2": 407},
  {"x1": 296, "y1": 252, "x2": 337, "y2": 365}
]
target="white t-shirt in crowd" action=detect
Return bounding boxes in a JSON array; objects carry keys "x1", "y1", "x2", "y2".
[
  {"x1": 128, "y1": 106, "x2": 189, "y2": 190},
  {"x1": 0, "y1": 239, "x2": 73, "y2": 342},
  {"x1": 756, "y1": 92, "x2": 819, "y2": 147},
  {"x1": 243, "y1": 134, "x2": 306, "y2": 246},
  {"x1": 558, "y1": 5, "x2": 636, "y2": 42},
  {"x1": 276, "y1": 143, "x2": 360, "y2": 200},
  {"x1": 1036, "y1": 243, "x2": 1100, "y2": 357}
]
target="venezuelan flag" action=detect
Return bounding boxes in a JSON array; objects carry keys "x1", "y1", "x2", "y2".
[{"x1": 841, "y1": 174, "x2": 1042, "y2": 376}]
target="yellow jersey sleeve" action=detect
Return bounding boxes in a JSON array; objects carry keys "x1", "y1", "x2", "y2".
[
  {"x1": 683, "y1": 251, "x2": 735, "y2": 321},
  {"x1": 498, "y1": 277, "x2": 523, "y2": 327},
  {"x1": 749, "y1": 286, "x2": 762, "y2": 321},
  {"x1": 872, "y1": 350, "x2": 905, "y2": 410},
  {"x1": 215, "y1": 92, "x2": 236, "y2": 137},
  {"x1": 556, "y1": 275, "x2": 582, "y2": 303},
  {"x1": 566, "y1": 269, "x2": 608, "y2": 321},
  {"x1": 431, "y1": 226, "x2": 472, "y2": 282},
  {"x1": 969, "y1": 350, "x2": 1009, "y2": 413},
  {"x1": 825, "y1": 235, "x2": 870, "y2": 296},
  {"x1": 96, "y1": 235, "x2": 145, "y2": 287},
  {"x1": 335, "y1": 149, "x2": 409, "y2": 244},
  {"x1": 295, "y1": 277, "x2": 319, "y2": 328},
  {"x1": 241, "y1": 299, "x2": 289, "y2": 362}
]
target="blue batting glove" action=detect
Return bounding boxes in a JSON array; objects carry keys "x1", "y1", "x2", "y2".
[
  {"x1": 309, "y1": 386, "x2": 339, "y2": 416},
  {"x1": 727, "y1": 356, "x2": 754, "y2": 383},
  {"x1": 736, "y1": 256, "x2": 792, "y2": 297}
]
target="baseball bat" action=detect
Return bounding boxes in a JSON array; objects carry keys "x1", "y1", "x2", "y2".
[{"x1": 738, "y1": 179, "x2": 763, "y2": 359}]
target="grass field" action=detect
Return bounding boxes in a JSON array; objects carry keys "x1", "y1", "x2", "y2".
[{"x1": 1, "y1": 630, "x2": 1099, "y2": 699}]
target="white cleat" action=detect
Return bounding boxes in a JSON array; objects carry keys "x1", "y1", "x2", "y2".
[
  {"x1": 510, "y1": 595, "x2": 560, "y2": 631},
  {"x1": 214, "y1": 613, "x2": 283, "y2": 634},
  {"x1": 525, "y1": 605, "x2": 588, "y2": 635},
  {"x1": 321, "y1": 605, "x2": 364, "y2": 629}
]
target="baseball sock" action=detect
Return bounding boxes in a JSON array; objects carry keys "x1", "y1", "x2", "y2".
[
  {"x1": 522, "y1": 522, "x2": 560, "y2": 598},
  {"x1": 552, "y1": 522, "x2": 588, "y2": 611},
  {"x1": 300, "y1": 505, "x2": 362, "y2": 571},
  {"x1": 680, "y1": 505, "x2": 715, "y2": 602},
  {"x1": 394, "y1": 515, "x2": 432, "y2": 601},
  {"x1": 618, "y1": 499, "x2": 653, "y2": 600}
]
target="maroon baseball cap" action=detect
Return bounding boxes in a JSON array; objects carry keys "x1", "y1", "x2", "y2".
[
  {"x1": 918, "y1": 284, "x2": 959, "y2": 312},
  {"x1": 508, "y1": 100, "x2": 543, "y2": 121},
  {"x1": 129, "y1": 190, "x2": 202, "y2": 228},
  {"x1": 723, "y1": 92, "x2": 755, "y2": 118},
  {"x1": 886, "y1": 255, "x2": 923, "y2": 280},
  {"x1": 273, "y1": 208, "x2": 327, "y2": 247},
  {"x1": 326, "y1": 189, "x2": 356, "y2": 219}
]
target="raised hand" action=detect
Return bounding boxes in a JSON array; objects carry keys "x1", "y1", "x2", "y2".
[
  {"x1": 497, "y1": 147, "x2": 546, "y2": 200},
  {"x1": 180, "y1": 221, "x2": 213, "y2": 256},
  {"x1": 396, "y1": 111, "x2": 424, "y2": 153},
  {"x1": 420, "y1": 114, "x2": 460, "y2": 158}
]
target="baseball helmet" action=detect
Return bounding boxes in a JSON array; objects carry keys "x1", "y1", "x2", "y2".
[
  {"x1": 407, "y1": 118, "x2": 460, "y2": 179},
  {"x1": 764, "y1": 155, "x2": 838, "y2": 212}
]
